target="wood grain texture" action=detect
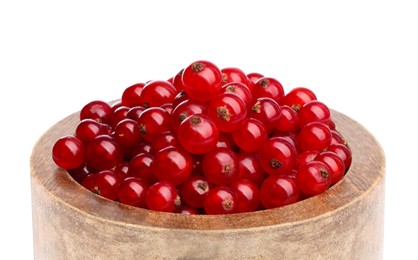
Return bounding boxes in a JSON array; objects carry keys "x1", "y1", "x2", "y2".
[{"x1": 31, "y1": 109, "x2": 385, "y2": 260}]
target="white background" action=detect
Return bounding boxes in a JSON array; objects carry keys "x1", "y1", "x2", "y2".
[{"x1": 1, "y1": 1, "x2": 416, "y2": 259}]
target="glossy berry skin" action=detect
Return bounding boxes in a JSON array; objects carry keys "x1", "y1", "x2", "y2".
[
  {"x1": 247, "y1": 72, "x2": 264, "y2": 85},
  {"x1": 237, "y1": 152, "x2": 266, "y2": 186},
  {"x1": 204, "y1": 186, "x2": 238, "y2": 215},
  {"x1": 181, "y1": 175, "x2": 211, "y2": 208},
  {"x1": 146, "y1": 181, "x2": 179, "y2": 212},
  {"x1": 75, "y1": 119, "x2": 109, "y2": 144},
  {"x1": 172, "y1": 69, "x2": 185, "y2": 92},
  {"x1": 253, "y1": 77, "x2": 285, "y2": 103},
  {"x1": 181, "y1": 60, "x2": 223, "y2": 102},
  {"x1": 297, "y1": 122, "x2": 332, "y2": 151},
  {"x1": 258, "y1": 137, "x2": 298, "y2": 175},
  {"x1": 327, "y1": 144, "x2": 352, "y2": 171},
  {"x1": 202, "y1": 148, "x2": 238, "y2": 186},
  {"x1": 111, "y1": 106, "x2": 130, "y2": 129},
  {"x1": 316, "y1": 151, "x2": 345, "y2": 185},
  {"x1": 298, "y1": 150, "x2": 320, "y2": 165},
  {"x1": 137, "y1": 107, "x2": 171, "y2": 142},
  {"x1": 170, "y1": 99, "x2": 207, "y2": 132},
  {"x1": 117, "y1": 177, "x2": 148, "y2": 208},
  {"x1": 80, "y1": 100, "x2": 113, "y2": 124},
  {"x1": 250, "y1": 97, "x2": 282, "y2": 129},
  {"x1": 121, "y1": 83, "x2": 145, "y2": 107},
  {"x1": 151, "y1": 132, "x2": 178, "y2": 153},
  {"x1": 177, "y1": 114, "x2": 219, "y2": 154},
  {"x1": 126, "y1": 106, "x2": 146, "y2": 122},
  {"x1": 230, "y1": 179, "x2": 260, "y2": 213},
  {"x1": 82, "y1": 170, "x2": 121, "y2": 201},
  {"x1": 275, "y1": 105, "x2": 299, "y2": 132},
  {"x1": 232, "y1": 118, "x2": 267, "y2": 152},
  {"x1": 152, "y1": 146, "x2": 193, "y2": 185},
  {"x1": 220, "y1": 67, "x2": 252, "y2": 89},
  {"x1": 113, "y1": 119, "x2": 142, "y2": 148},
  {"x1": 260, "y1": 175, "x2": 300, "y2": 209},
  {"x1": 296, "y1": 161, "x2": 331, "y2": 195},
  {"x1": 85, "y1": 135, "x2": 123, "y2": 171},
  {"x1": 113, "y1": 161, "x2": 130, "y2": 179},
  {"x1": 281, "y1": 87, "x2": 317, "y2": 111},
  {"x1": 298, "y1": 100, "x2": 331, "y2": 126},
  {"x1": 207, "y1": 93, "x2": 247, "y2": 132},
  {"x1": 139, "y1": 80, "x2": 177, "y2": 108},
  {"x1": 52, "y1": 135, "x2": 85, "y2": 170},
  {"x1": 221, "y1": 82, "x2": 253, "y2": 109},
  {"x1": 128, "y1": 153, "x2": 157, "y2": 185}
]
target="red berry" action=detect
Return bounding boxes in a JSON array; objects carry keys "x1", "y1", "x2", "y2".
[
  {"x1": 80, "y1": 100, "x2": 113, "y2": 124},
  {"x1": 204, "y1": 186, "x2": 238, "y2": 215},
  {"x1": 121, "y1": 83, "x2": 145, "y2": 107},
  {"x1": 315, "y1": 151, "x2": 345, "y2": 185},
  {"x1": 207, "y1": 93, "x2": 247, "y2": 132},
  {"x1": 297, "y1": 122, "x2": 332, "y2": 151},
  {"x1": 327, "y1": 144, "x2": 352, "y2": 171},
  {"x1": 247, "y1": 72, "x2": 264, "y2": 85},
  {"x1": 258, "y1": 137, "x2": 298, "y2": 175},
  {"x1": 139, "y1": 80, "x2": 177, "y2": 108},
  {"x1": 232, "y1": 118, "x2": 267, "y2": 152},
  {"x1": 330, "y1": 130, "x2": 346, "y2": 145},
  {"x1": 298, "y1": 100, "x2": 331, "y2": 126},
  {"x1": 146, "y1": 181, "x2": 179, "y2": 212},
  {"x1": 298, "y1": 150, "x2": 320, "y2": 165},
  {"x1": 181, "y1": 175, "x2": 211, "y2": 208},
  {"x1": 220, "y1": 67, "x2": 252, "y2": 89},
  {"x1": 85, "y1": 135, "x2": 123, "y2": 171},
  {"x1": 111, "y1": 106, "x2": 130, "y2": 129},
  {"x1": 82, "y1": 170, "x2": 121, "y2": 201},
  {"x1": 126, "y1": 106, "x2": 146, "y2": 122},
  {"x1": 128, "y1": 153, "x2": 156, "y2": 185},
  {"x1": 237, "y1": 152, "x2": 266, "y2": 186},
  {"x1": 181, "y1": 60, "x2": 222, "y2": 102},
  {"x1": 275, "y1": 105, "x2": 299, "y2": 132},
  {"x1": 260, "y1": 175, "x2": 300, "y2": 209},
  {"x1": 75, "y1": 119, "x2": 109, "y2": 144},
  {"x1": 281, "y1": 87, "x2": 317, "y2": 111},
  {"x1": 202, "y1": 148, "x2": 238, "y2": 186},
  {"x1": 296, "y1": 161, "x2": 331, "y2": 195},
  {"x1": 113, "y1": 119, "x2": 142, "y2": 148},
  {"x1": 152, "y1": 146, "x2": 193, "y2": 185},
  {"x1": 170, "y1": 99, "x2": 207, "y2": 132},
  {"x1": 221, "y1": 82, "x2": 253, "y2": 109},
  {"x1": 230, "y1": 179, "x2": 260, "y2": 213},
  {"x1": 117, "y1": 177, "x2": 148, "y2": 208},
  {"x1": 114, "y1": 161, "x2": 130, "y2": 179},
  {"x1": 137, "y1": 107, "x2": 171, "y2": 142},
  {"x1": 172, "y1": 69, "x2": 185, "y2": 91},
  {"x1": 52, "y1": 135, "x2": 85, "y2": 170},
  {"x1": 150, "y1": 132, "x2": 178, "y2": 153},
  {"x1": 253, "y1": 77, "x2": 285, "y2": 103},
  {"x1": 177, "y1": 114, "x2": 219, "y2": 154},
  {"x1": 250, "y1": 97, "x2": 282, "y2": 129}
]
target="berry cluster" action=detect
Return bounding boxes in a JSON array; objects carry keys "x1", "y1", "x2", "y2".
[{"x1": 52, "y1": 60, "x2": 352, "y2": 215}]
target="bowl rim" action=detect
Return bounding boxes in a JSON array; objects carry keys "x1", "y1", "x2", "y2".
[{"x1": 30, "y1": 108, "x2": 385, "y2": 231}]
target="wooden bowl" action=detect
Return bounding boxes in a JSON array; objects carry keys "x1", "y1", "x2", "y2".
[{"x1": 30, "y1": 109, "x2": 385, "y2": 260}]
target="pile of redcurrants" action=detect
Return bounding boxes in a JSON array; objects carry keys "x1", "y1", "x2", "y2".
[{"x1": 52, "y1": 60, "x2": 352, "y2": 215}]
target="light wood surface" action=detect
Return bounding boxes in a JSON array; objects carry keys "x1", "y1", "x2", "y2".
[{"x1": 31, "y1": 109, "x2": 385, "y2": 260}]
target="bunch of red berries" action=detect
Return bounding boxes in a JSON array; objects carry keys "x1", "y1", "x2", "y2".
[{"x1": 52, "y1": 60, "x2": 352, "y2": 215}]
